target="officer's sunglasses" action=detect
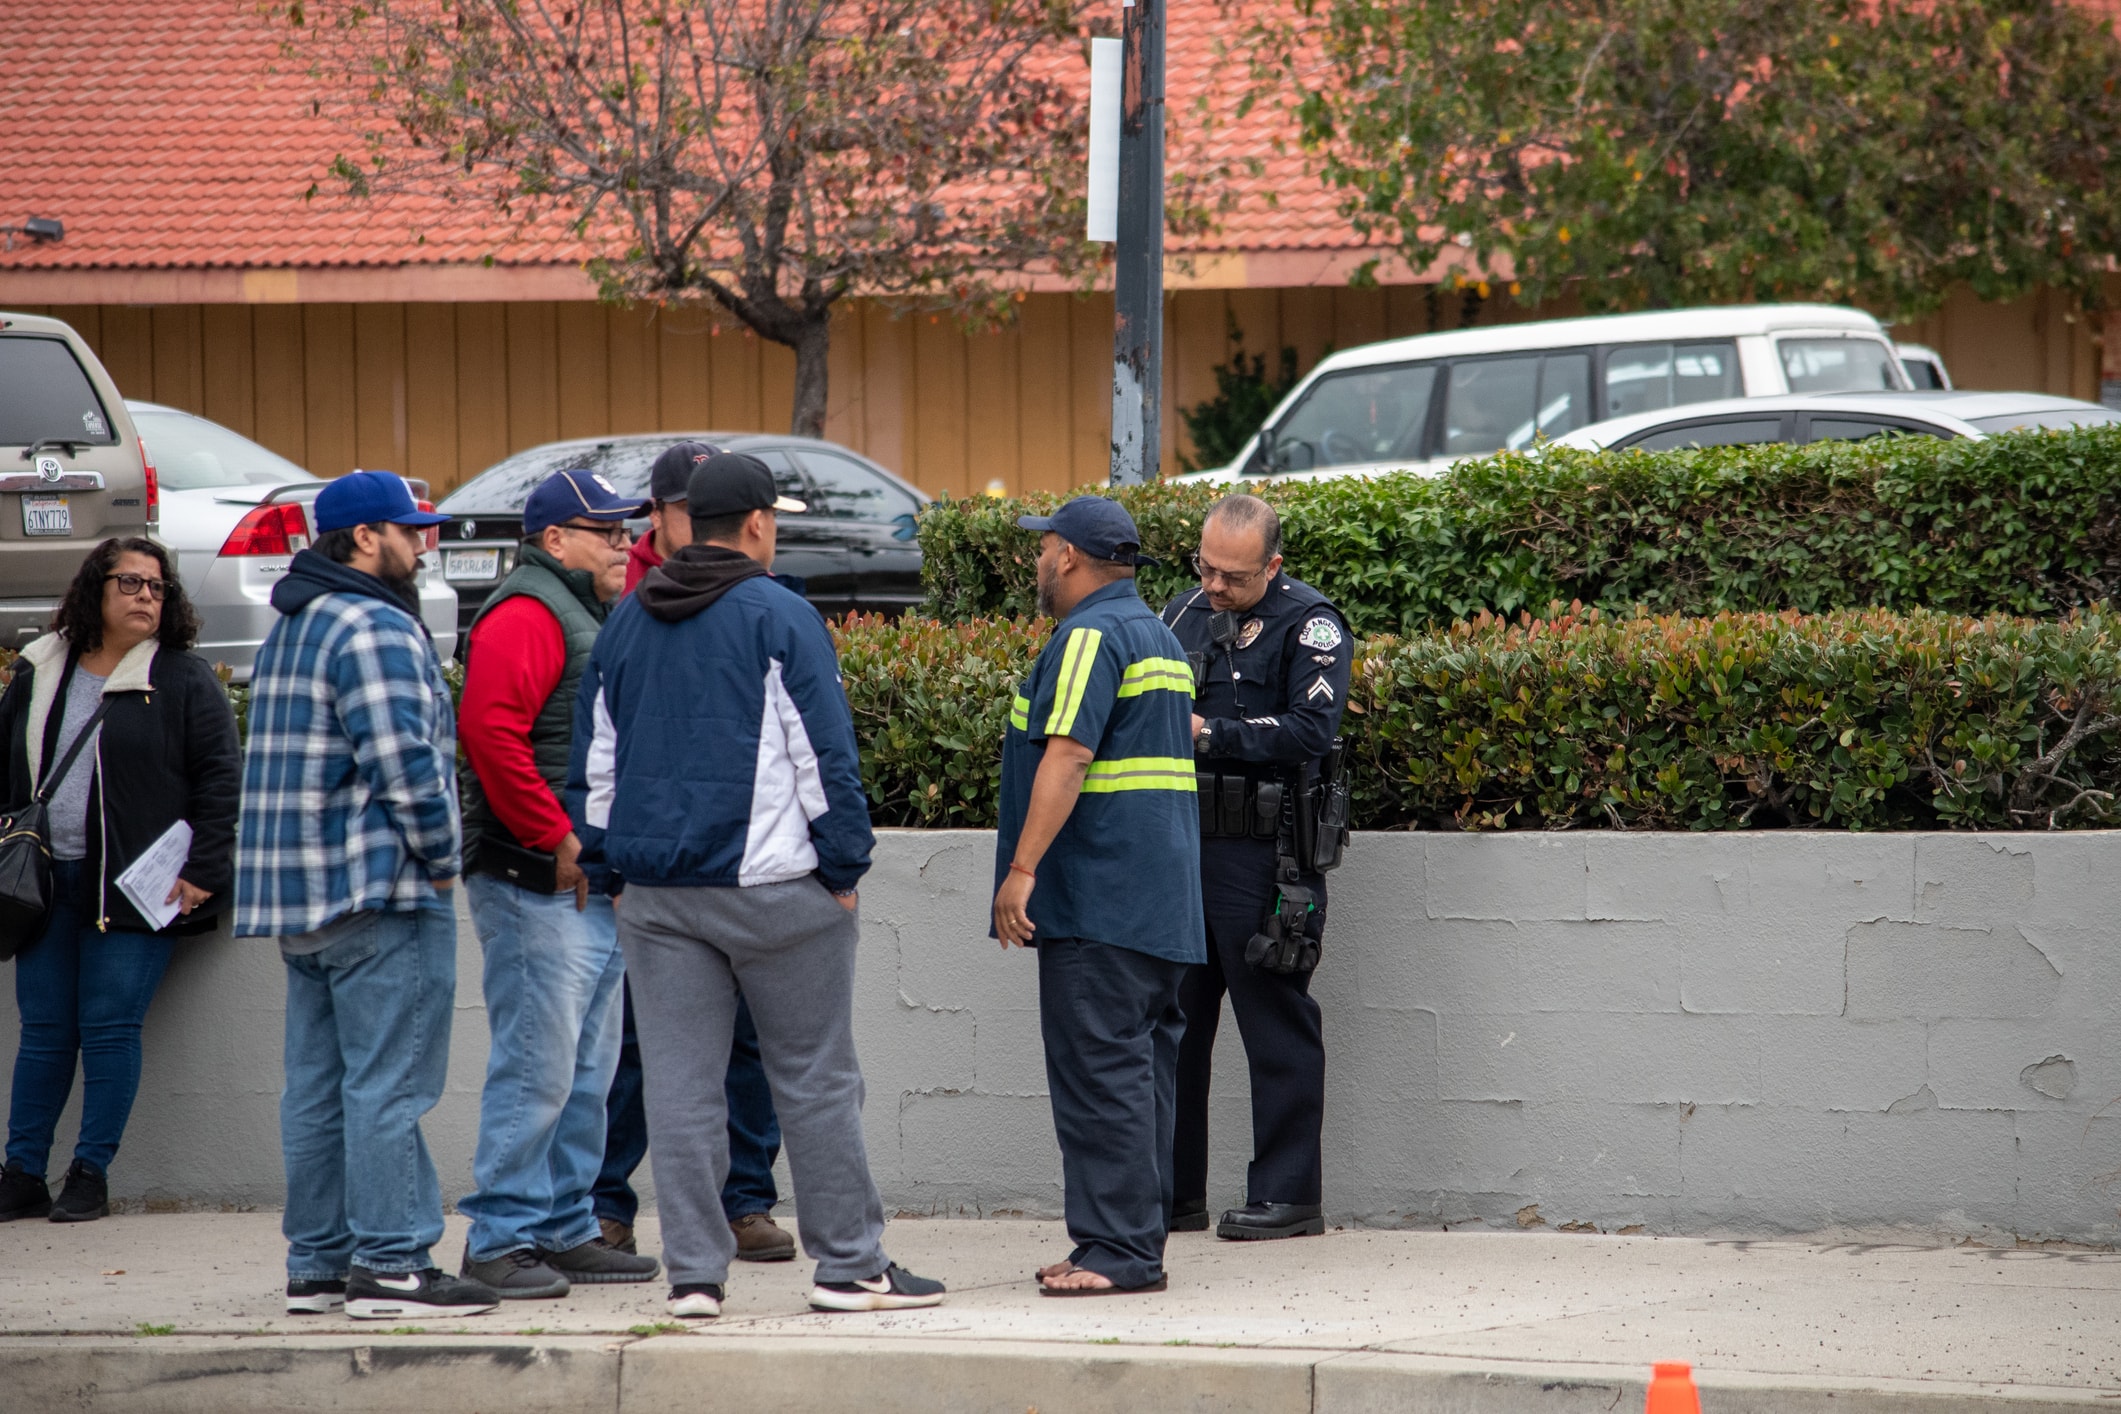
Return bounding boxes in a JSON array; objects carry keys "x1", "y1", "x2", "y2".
[{"x1": 1191, "y1": 552, "x2": 1269, "y2": 589}]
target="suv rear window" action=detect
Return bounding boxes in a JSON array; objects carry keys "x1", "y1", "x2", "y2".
[{"x1": 0, "y1": 336, "x2": 119, "y2": 447}]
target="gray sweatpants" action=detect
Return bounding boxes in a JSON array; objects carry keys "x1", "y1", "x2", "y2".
[{"x1": 617, "y1": 878, "x2": 888, "y2": 1287}]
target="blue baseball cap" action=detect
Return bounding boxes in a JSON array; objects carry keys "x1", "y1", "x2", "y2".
[
  {"x1": 314, "y1": 470, "x2": 450, "y2": 534},
  {"x1": 522, "y1": 468, "x2": 653, "y2": 535},
  {"x1": 1016, "y1": 495, "x2": 1157, "y2": 566}
]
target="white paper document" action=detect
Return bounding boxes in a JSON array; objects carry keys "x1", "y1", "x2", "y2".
[{"x1": 116, "y1": 820, "x2": 193, "y2": 931}]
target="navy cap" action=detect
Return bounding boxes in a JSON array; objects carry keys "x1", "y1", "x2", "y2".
[
  {"x1": 1016, "y1": 495, "x2": 1156, "y2": 566},
  {"x1": 686, "y1": 452, "x2": 807, "y2": 519},
  {"x1": 522, "y1": 468, "x2": 652, "y2": 535},
  {"x1": 648, "y1": 440, "x2": 723, "y2": 503},
  {"x1": 315, "y1": 470, "x2": 449, "y2": 534}
]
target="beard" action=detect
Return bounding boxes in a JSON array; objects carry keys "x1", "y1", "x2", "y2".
[{"x1": 1034, "y1": 556, "x2": 1057, "y2": 619}]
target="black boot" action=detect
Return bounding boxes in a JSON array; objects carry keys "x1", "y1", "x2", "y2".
[
  {"x1": 1216, "y1": 1201, "x2": 1324, "y2": 1240},
  {"x1": 49, "y1": 1160, "x2": 108, "y2": 1223},
  {"x1": 1170, "y1": 1198, "x2": 1211, "y2": 1233},
  {"x1": 0, "y1": 1161, "x2": 51, "y2": 1222}
]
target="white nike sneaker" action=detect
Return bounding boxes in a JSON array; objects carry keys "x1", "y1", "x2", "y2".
[
  {"x1": 345, "y1": 1266, "x2": 501, "y2": 1319},
  {"x1": 808, "y1": 1262, "x2": 946, "y2": 1312}
]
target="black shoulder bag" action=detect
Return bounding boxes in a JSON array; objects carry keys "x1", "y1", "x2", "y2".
[{"x1": 0, "y1": 699, "x2": 114, "y2": 961}]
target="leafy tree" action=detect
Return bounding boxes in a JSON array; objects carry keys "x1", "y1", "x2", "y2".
[
  {"x1": 1248, "y1": 0, "x2": 2121, "y2": 318},
  {"x1": 1178, "y1": 315, "x2": 1302, "y2": 471},
  {"x1": 271, "y1": 0, "x2": 1100, "y2": 436}
]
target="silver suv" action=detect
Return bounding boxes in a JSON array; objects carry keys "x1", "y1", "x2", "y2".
[{"x1": 0, "y1": 312, "x2": 153, "y2": 646}]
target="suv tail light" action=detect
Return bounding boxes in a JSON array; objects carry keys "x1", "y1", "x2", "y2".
[
  {"x1": 417, "y1": 501, "x2": 441, "y2": 552},
  {"x1": 139, "y1": 436, "x2": 159, "y2": 528},
  {"x1": 219, "y1": 501, "x2": 312, "y2": 557}
]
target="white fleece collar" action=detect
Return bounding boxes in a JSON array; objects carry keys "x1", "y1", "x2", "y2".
[{"x1": 19, "y1": 632, "x2": 160, "y2": 784}]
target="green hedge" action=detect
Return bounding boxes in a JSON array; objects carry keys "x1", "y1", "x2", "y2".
[
  {"x1": 833, "y1": 606, "x2": 2121, "y2": 832},
  {"x1": 917, "y1": 427, "x2": 2121, "y2": 634}
]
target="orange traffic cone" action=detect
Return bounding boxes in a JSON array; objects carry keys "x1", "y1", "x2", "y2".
[{"x1": 1646, "y1": 1361, "x2": 1701, "y2": 1414}]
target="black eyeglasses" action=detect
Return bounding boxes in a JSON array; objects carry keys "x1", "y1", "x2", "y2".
[
  {"x1": 556, "y1": 523, "x2": 631, "y2": 548},
  {"x1": 106, "y1": 572, "x2": 168, "y2": 601}
]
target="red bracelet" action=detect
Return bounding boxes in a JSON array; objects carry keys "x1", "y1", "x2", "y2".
[{"x1": 1008, "y1": 860, "x2": 1037, "y2": 880}]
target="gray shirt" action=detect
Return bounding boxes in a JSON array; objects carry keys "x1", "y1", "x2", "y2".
[{"x1": 45, "y1": 666, "x2": 107, "y2": 861}]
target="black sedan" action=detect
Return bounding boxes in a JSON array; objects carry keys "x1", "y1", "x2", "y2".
[{"x1": 434, "y1": 433, "x2": 929, "y2": 634}]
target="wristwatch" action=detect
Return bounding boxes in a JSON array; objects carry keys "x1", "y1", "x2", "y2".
[{"x1": 1194, "y1": 720, "x2": 1214, "y2": 756}]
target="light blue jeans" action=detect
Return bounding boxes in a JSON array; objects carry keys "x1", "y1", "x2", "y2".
[
  {"x1": 460, "y1": 875, "x2": 625, "y2": 1262},
  {"x1": 281, "y1": 901, "x2": 457, "y2": 1280}
]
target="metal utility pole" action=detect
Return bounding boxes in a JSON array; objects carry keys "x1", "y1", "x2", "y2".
[{"x1": 1107, "y1": 0, "x2": 1164, "y2": 486}]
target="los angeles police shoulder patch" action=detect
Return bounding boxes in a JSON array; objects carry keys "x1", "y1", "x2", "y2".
[{"x1": 1297, "y1": 616, "x2": 1343, "y2": 650}]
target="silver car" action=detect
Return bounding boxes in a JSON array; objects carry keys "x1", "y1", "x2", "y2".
[
  {"x1": 130, "y1": 402, "x2": 459, "y2": 677},
  {"x1": 1550, "y1": 390, "x2": 2121, "y2": 453}
]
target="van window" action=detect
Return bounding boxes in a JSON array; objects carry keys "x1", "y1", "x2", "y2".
[
  {"x1": 1273, "y1": 364, "x2": 1437, "y2": 469},
  {"x1": 1441, "y1": 352, "x2": 1593, "y2": 457},
  {"x1": 1625, "y1": 417, "x2": 1787, "y2": 451},
  {"x1": 0, "y1": 336, "x2": 119, "y2": 447},
  {"x1": 1779, "y1": 338, "x2": 1900, "y2": 392},
  {"x1": 1603, "y1": 342, "x2": 1741, "y2": 418}
]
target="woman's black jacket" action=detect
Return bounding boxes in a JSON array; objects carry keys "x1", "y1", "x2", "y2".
[{"x1": 0, "y1": 634, "x2": 242, "y2": 937}]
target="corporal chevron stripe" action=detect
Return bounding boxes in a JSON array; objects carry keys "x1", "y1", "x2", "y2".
[
  {"x1": 1045, "y1": 627, "x2": 1103, "y2": 737},
  {"x1": 1010, "y1": 693, "x2": 1030, "y2": 731},
  {"x1": 1117, "y1": 656, "x2": 1196, "y2": 699},
  {"x1": 1080, "y1": 756, "x2": 1198, "y2": 793}
]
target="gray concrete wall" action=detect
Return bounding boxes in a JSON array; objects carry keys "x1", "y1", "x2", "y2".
[{"x1": 5, "y1": 831, "x2": 2117, "y2": 1241}]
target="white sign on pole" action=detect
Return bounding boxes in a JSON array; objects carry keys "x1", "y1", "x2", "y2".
[{"x1": 1086, "y1": 36, "x2": 1122, "y2": 244}]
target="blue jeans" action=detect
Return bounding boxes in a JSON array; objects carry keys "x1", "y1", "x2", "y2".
[
  {"x1": 280, "y1": 901, "x2": 456, "y2": 1280},
  {"x1": 594, "y1": 984, "x2": 780, "y2": 1226},
  {"x1": 460, "y1": 876, "x2": 625, "y2": 1261},
  {"x1": 7, "y1": 860, "x2": 173, "y2": 1176}
]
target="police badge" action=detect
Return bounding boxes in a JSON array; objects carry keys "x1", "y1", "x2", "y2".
[{"x1": 1235, "y1": 618, "x2": 1264, "y2": 649}]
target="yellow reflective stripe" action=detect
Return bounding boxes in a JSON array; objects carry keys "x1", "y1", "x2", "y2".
[
  {"x1": 1045, "y1": 627, "x2": 1103, "y2": 737},
  {"x1": 1117, "y1": 656, "x2": 1195, "y2": 699},
  {"x1": 1009, "y1": 693, "x2": 1030, "y2": 731},
  {"x1": 1080, "y1": 756, "x2": 1198, "y2": 793}
]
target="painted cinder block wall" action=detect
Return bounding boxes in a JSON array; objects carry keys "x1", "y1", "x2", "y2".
[{"x1": 5, "y1": 830, "x2": 2116, "y2": 1242}]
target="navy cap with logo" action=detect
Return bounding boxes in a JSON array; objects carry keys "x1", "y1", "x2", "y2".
[
  {"x1": 314, "y1": 470, "x2": 450, "y2": 534},
  {"x1": 648, "y1": 440, "x2": 724, "y2": 503},
  {"x1": 686, "y1": 452, "x2": 807, "y2": 519},
  {"x1": 1015, "y1": 494, "x2": 1157, "y2": 567},
  {"x1": 522, "y1": 468, "x2": 652, "y2": 535}
]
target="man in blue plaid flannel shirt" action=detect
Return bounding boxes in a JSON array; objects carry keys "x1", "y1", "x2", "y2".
[{"x1": 235, "y1": 472, "x2": 498, "y2": 1322}]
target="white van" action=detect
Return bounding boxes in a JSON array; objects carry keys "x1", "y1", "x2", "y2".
[{"x1": 1179, "y1": 304, "x2": 1909, "y2": 484}]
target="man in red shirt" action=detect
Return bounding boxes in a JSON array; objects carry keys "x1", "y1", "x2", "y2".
[
  {"x1": 457, "y1": 469, "x2": 664, "y2": 1298},
  {"x1": 596, "y1": 440, "x2": 798, "y2": 1265}
]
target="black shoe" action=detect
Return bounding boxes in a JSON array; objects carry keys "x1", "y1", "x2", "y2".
[
  {"x1": 668, "y1": 1283, "x2": 725, "y2": 1319},
  {"x1": 809, "y1": 1262, "x2": 946, "y2": 1312},
  {"x1": 48, "y1": 1160, "x2": 107, "y2": 1223},
  {"x1": 1217, "y1": 1201, "x2": 1325, "y2": 1240},
  {"x1": 286, "y1": 1278, "x2": 347, "y2": 1314},
  {"x1": 539, "y1": 1236, "x2": 661, "y2": 1284},
  {"x1": 1170, "y1": 1198, "x2": 1211, "y2": 1233},
  {"x1": 0, "y1": 1161, "x2": 51, "y2": 1222},
  {"x1": 346, "y1": 1266, "x2": 501, "y2": 1320},
  {"x1": 460, "y1": 1247, "x2": 570, "y2": 1300}
]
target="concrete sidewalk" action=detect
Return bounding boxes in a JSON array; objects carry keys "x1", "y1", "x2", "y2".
[{"x1": 3, "y1": 1213, "x2": 2117, "y2": 1412}]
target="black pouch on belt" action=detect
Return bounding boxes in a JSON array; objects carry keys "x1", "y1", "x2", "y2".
[
  {"x1": 1219, "y1": 775, "x2": 1248, "y2": 837},
  {"x1": 1251, "y1": 781, "x2": 1284, "y2": 840}
]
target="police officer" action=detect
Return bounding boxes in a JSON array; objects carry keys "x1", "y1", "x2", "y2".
[{"x1": 1162, "y1": 492, "x2": 1349, "y2": 1240}]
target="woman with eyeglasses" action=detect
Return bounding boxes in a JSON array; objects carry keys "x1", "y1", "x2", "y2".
[{"x1": 0, "y1": 537, "x2": 240, "y2": 1223}]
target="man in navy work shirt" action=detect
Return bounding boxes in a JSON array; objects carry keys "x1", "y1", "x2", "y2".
[{"x1": 991, "y1": 495, "x2": 1204, "y2": 1296}]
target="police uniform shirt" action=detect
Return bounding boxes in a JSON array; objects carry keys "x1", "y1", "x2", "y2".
[
  {"x1": 1163, "y1": 574, "x2": 1351, "y2": 773},
  {"x1": 994, "y1": 580, "x2": 1207, "y2": 965}
]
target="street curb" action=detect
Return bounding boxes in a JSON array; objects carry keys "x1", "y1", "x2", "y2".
[{"x1": 1, "y1": 1334, "x2": 2112, "y2": 1413}]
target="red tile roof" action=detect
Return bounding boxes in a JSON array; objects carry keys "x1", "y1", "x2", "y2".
[{"x1": 0, "y1": 0, "x2": 1358, "y2": 277}]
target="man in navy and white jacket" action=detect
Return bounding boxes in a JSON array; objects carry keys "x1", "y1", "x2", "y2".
[{"x1": 567, "y1": 452, "x2": 944, "y2": 1322}]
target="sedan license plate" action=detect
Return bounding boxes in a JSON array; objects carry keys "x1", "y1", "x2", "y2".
[
  {"x1": 21, "y1": 495, "x2": 70, "y2": 537},
  {"x1": 445, "y1": 548, "x2": 499, "y2": 582}
]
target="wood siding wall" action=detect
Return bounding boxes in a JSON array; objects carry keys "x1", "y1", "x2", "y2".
[{"x1": 14, "y1": 286, "x2": 2102, "y2": 499}]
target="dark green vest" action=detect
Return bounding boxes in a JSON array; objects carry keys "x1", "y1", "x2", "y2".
[{"x1": 460, "y1": 544, "x2": 608, "y2": 857}]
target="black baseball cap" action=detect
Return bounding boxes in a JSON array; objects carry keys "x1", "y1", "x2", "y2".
[
  {"x1": 1016, "y1": 494, "x2": 1157, "y2": 566},
  {"x1": 648, "y1": 440, "x2": 723, "y2": 503},
  {"x1": 686, "y1": 452, "x2": 808, "y2": 518}
]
